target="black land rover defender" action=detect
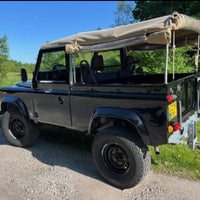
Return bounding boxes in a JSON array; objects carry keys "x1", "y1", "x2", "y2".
[{"x1": 0, "y1": 12, "x2": 200, "y2": 189}]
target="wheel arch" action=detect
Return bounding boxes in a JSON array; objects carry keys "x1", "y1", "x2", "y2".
[
  {"x1": 88, "y1": 108, "x2": 150, "y2": 145},
  {"x1": 1, "y1": 96, "x2": 29, "y2": 121}
]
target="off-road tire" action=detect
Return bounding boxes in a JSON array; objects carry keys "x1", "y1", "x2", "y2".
[
  {"x1": 92, "y1": 126, "x2": 151, "y2": 189},
  {"x1": 1, "y1": 111, "x2": 40, "y2": 147}
]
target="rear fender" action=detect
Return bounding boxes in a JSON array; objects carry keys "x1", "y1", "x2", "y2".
[
  {"x1": 1, "y1": 96, "x2": 29, "y2": 121},
  {"x1": 88, "y1": 108, "x2": 150, "y2": 144}
]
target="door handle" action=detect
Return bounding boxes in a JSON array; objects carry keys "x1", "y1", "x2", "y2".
[{"x1": 58, "y1": 96, "x2": 64, "y2": 104}]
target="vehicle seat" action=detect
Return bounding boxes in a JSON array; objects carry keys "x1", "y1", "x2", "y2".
[
  {"x1": 91, "y1": 55, "x2": 104, "y2": 73},
  {"x1": 124, "y1": 56, "x2": 136, "y2": 71},
  {"x1": 84, "y1": 54, "x2": 104, "y2": 84},
  {"x1": 117, "y1": 56, "x2": 134, "y2": 78},
  {"x1": 80, "y1": 63, "x2": 89, "y2": 83}
]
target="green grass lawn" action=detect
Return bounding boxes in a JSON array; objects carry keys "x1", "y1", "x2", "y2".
[
  {"x1": 0, "y1": 72, "x2": 32, "y2": 87},
  {"x1": 149, "y1": 129, "x2": 200, "y2": 180},
  {"x1": 0, "y1": 72, "x2": 200, "y2": 181},
  {"x1": 0, "y1": 72, "x2": 21, "y2": 87}
]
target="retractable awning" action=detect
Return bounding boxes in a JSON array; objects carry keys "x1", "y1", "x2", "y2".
[{"x1": 41, "y1": 12, "x2": 200, "y2": 53}]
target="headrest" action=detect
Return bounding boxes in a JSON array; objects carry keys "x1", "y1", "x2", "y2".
[
  {"x1": 124, "y1": 56, "x2": 135, "y2": 68},
  {"x1": 91, "y1": 55, "x2": 104, "y2": 72}
]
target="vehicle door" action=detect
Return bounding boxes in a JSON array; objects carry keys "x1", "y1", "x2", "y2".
[{"x1": 33, "y1": 48, "x2": 71, "y2": 127}]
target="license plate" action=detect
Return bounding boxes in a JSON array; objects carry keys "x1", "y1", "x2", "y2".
[{"x1": 168, "y1": 101, "x2": 177, "y2": 121}]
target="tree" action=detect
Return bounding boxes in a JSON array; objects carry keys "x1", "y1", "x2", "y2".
[
  {"x1": 111, "y1": 1, "x2": 199, "y2": 74},
  {"x1": 133, "y1": 1, "x2": 200, "y2": 21},
  {"x1": 112, "y1": 1, "x2": 135, "y2": 27},
  {"x1": 0, "y1": 35, "x2": 9, "y2": 80},
  {"x1": 131, "y1": 1, "x2": 200, "y2": 73},
  {"x1": 40, "y1": 51, "x2": 65, "y2": 70}
]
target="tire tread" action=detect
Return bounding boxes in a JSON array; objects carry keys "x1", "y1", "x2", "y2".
[{"x1": 92, "y1": 126, "x2": 151, "y2": 189}]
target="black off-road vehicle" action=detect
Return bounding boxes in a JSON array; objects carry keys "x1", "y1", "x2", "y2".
[{"x1": 0, "y1": 12, "x2": 200, "y2": 189}]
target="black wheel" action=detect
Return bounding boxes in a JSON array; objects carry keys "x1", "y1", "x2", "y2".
[
  {"x1": 1, "y1": 111, "x2": 40, "y2": 147},
  {"x1": 92, "y1": 126, "x2": 151, "y2": 189}
]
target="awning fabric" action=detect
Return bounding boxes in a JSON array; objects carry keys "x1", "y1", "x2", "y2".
[{"x1": 41, "y1": 12, "x2": 200, "y2": 53}]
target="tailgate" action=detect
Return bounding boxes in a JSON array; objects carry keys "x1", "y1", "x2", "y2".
[
  {"x1": 167, "y1": 73, "x2": 200, "y2": 149},
  {"x1": 168, "y1": 74, "x2": 197, "y2": 122}
]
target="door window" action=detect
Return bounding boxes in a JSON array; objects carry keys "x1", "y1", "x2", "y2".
[{"x1": 37, "y1": 50, "x2": 69, "y2": 82}]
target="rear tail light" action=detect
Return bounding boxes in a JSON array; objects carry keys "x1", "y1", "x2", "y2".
[
  {"x1": 168, "y1": 122, "x2": 181, "y2": 133},
  {"x1": 168, "y1": 125, "x2": 174, "y2": 133},
  {"x1": 167, "y1": 95, "x2": 173, "y2": 103},
  {"x1": 173, "y1": 122, "x2": 181, "y2": 131}
]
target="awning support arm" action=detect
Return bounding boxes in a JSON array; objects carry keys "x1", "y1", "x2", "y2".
[
  {"x1": 69, "y1": 55, "x2": 73, "y2": 85},
  {"x1": 196, "y1": 34, "x2": 200, "y2": 72},
  {"x1": 73, "y1": 53, "x2": 76, "y2": 83},
  {"x1": 165, "y1": 44, "x2": 169, "y2": 84},
  {"x1": 172, "y1": 31, "x2": 176, "y2": 80}
]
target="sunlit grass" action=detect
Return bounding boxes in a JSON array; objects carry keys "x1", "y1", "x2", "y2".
[
  {"x1": 0, "y1": 72, "x2": 32, "y2": 87},
  {"x1": 149, "y1": 124, "x2": 200, "y2": 180}
]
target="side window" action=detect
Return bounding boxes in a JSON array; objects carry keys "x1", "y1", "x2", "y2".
[
  {"x1": 98, "y1": 50, "x2": 121, "y2": 73},
  {"x1": 37, "y1": 50, "x2": 69, "y2": 82},
  {"x1": 73, "y1": 50, "x2": 122, "y2": 85}
]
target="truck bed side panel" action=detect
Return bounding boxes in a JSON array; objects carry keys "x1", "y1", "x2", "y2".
[{"x1": 70, "y1": 84, "x2": 167, "y2": 146}]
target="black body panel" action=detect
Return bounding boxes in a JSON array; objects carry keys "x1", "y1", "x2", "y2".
[
  {"x1": 0, "y1": 82, "x2": 168, "y2": 146},
  {"x1": 70, "y1": 84, "x2": 167, "y2": 146}
]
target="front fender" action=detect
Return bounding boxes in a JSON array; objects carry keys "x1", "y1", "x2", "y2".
[
  {"x1": 89, "y1": 108, "x2": 150, "y2": 145},
  {"x1": 1, "y1": 96, "x2": 29, "y2": 120}
]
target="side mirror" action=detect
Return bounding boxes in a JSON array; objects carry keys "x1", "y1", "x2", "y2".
[{"x1": 20, "y1": 68, "x2": 27, "y2": 82}]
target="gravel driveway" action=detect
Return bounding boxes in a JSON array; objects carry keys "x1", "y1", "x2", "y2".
[{"x1": 0, "y1": 129, "x2": 199, "y2": 200}]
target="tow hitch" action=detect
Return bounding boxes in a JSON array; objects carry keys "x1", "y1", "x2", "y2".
[{"x1": 168, "y1": 108, "x2": 200, "y2": 150}]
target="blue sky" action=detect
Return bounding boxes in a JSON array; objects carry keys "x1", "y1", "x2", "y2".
[{"x1": 0, "y1": 1, "x2": 123, "y2": 64}]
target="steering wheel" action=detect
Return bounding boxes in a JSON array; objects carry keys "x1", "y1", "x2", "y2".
[
  {"x1": 80, "y1": 60, "x2": 97, "y2": 84},
  {"x1": 52, "y1": 64, "x2": 66, "y2": 79}
]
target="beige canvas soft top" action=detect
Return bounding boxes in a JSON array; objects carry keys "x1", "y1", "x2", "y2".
[{"x1": 41, "y1": 12, "x2": 200, "y2": 53}]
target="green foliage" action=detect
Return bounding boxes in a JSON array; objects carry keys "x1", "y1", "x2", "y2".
[
  {"x1": 75, "y1": 52, "x2": 93, "y2": 67},
  {"x1": 0, "y1": 35, "x2": 8, "y2": 58},
  {"x1": 75, "y1": 51, "x2": 121, "y2": 73},
  {"x1": 128, "y1": 46, "x2": 196, "y2": 74},
  {"x1": 99, "y1": 50, "x2": 121, "y2": 72},
  {"x1": 0, "y1": 35, "x2": 35, "y2": 81},
  {"x1": 0, "y1": 35, "x2": 9, "y2": 80},
  {"x1": 112, "y1": 1, "x2": 135, "y2": 27},
  {"x1": 3, "y1": 59, "x2": 35, "y2": 73},
  {"x1": 0, "y1": 72, "x2": 32, "y2": 87},
  {"x1": 40, "y1": 51, "x2": 65, "y2": 70},
  {"x1": 128, "y1": 50, "x2": 165, "y2": 74},
  {"x1": 111, "y1": 1, "x2": 200, "y2": 75},
  {"x1": 133, "y1": 1, "x2": 200, "y2": 21},
  {"x1": 168, "y1": 46, "x2": 195, "y2": 73},
  {"x1": 99, "y1": 50, "x2": 121, "y2": 66}
]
